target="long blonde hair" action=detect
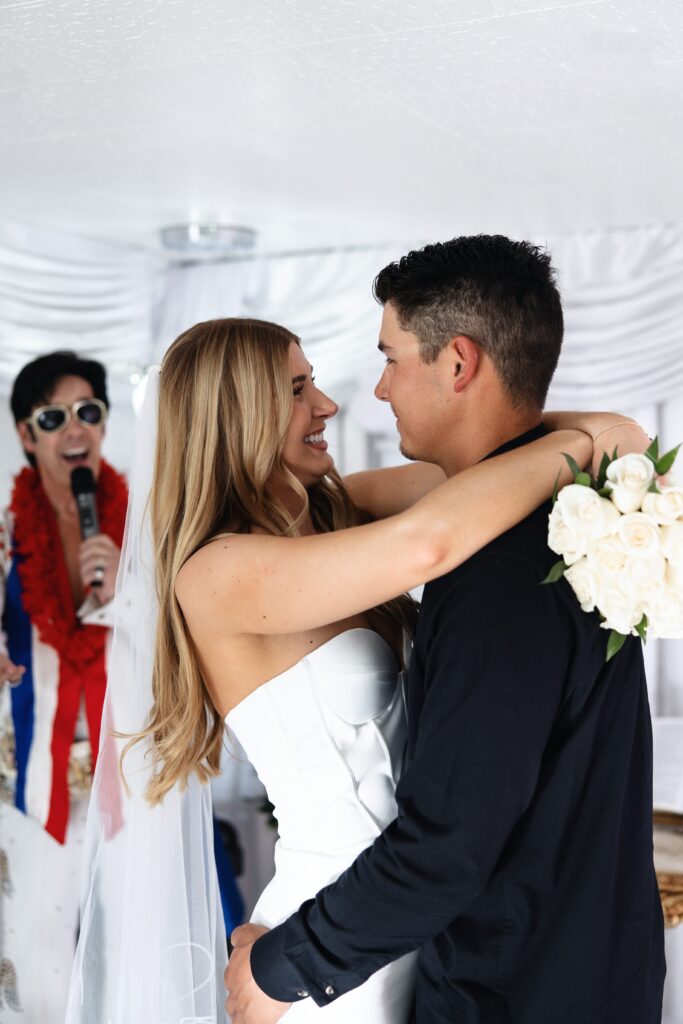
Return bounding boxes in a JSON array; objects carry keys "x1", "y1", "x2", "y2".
[{"x1": 134, "y1": 318, "x2": 415, "y2": 804}]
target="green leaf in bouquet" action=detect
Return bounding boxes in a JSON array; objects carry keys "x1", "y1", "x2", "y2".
[
  {"x1": 541, "y1": 559, "x2": 568, "y2": 585},
  {"x1": 645, "y1": 436, "x2": 659, "y2": 466},
  {"x1": 575, "y1": 472, "x2": 592, "y2": 487},
  {"x1": 655, "y1": 443, "x2": 681, "y2": 477},
  {"x1": 562, "y1": 453, "x2": 582, "y2": 480},
  {"x1": 606, "y1": 630, "x2": 627, "y2": 662},
  {"x1": 551, "y1": 469, "x2": 561, "y2": 507},
  {"x1": 597, "y1": 487, "x2": 612, "y2": 498},
  {"x1": 596, "y1": 451, "x2": 611, "y2": 490},
  {"x1": 634, "y1": 613, "x2": 648, "y2": 645},
  {"x1": 648, "y1": 480, "x2": 662, "y2": 495}
]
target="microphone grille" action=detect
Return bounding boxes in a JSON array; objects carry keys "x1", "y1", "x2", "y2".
[{"x1": 70, "y1": 467, "x2": 96, "y2": 497}]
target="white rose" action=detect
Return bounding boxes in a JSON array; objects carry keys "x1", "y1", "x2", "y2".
[
  {"x1": 642, "y1": 486, "x2": 683, "y2": 524},
  {"x1": 548, "y1": 504, "x2": 587, "y2": 565},
  {"x1": 586, "y1": 535, "x2": 628, "y2": 575},
  {"x1": 596, "y1": 583, "x2": 644, "y2": 636},
  {"x1": 564, "y1": 558, "x2": 599, "y2": 612},
  {"x1": 668, "y1": 561, "x2": 683, "y2": 590},
  {"x1": 605, "y1": 453, "x2": 655, "y2": 513},
  {"x1": 556, "y1": 484, "x2": 620, "y2": 544},
  {"x1": 616, "y1": 512, "x2": 661, "y2": 558},
  {"x1": 618, "y1": 553, "x2": 667, "y2": 604},
  {"x1": 644, "y1": 589, "x2": 683, "y2": 640},
  {"x1": 660, "y1": 522, "x2": 683, "y2": 566}
]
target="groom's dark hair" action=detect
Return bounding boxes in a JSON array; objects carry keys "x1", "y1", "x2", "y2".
[{"x1": 373, "y1": 234, "x2": 563, "y2": 409}]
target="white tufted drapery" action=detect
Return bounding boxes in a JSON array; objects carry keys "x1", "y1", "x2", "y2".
[{"x1": 546, "y1": 223, "x2": 683, "y2": 408}]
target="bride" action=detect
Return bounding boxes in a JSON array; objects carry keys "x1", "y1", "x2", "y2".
[{"x1": 66, "y1": 316, "x2": 638, "y2": 1023}]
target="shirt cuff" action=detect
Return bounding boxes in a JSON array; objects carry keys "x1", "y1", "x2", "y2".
[
  {"x1": 250, "y1": 927, "x2": 309, "y2": 1003},
  {"x1": 250, "y1": 924, "x2": 356, "y2": 1008},
  {"x1": 78, "y1": 593, "x2": 117, "y2": 628}
]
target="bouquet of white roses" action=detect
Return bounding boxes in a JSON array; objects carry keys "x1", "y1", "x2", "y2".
[{"x1": 544, "y1": 438, "x2": 683, "y2": 660}]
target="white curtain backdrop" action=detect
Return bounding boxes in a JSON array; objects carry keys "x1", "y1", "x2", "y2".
[
  {"x1": 1, "y1": 220, "x2": 682, "y2": 712},
  {"x1": 546, "y1": 223, "x2": 683, "y2": 407}
]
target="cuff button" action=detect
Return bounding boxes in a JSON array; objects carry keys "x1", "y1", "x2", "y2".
[
  {"x1": 296, "y1": 990, "x2": 309, "y2": 998},
  {"x1": 324, "y1": 985, "x2": 335, "y2": 996}
]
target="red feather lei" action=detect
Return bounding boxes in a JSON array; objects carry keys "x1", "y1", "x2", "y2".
[{"x1": 9, "y1": 461, "x2": 128, "y2": 670}]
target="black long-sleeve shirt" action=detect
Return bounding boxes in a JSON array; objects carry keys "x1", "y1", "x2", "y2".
[{"x1": 252, "y1": 426, "x2": 666, "y2": 1023}]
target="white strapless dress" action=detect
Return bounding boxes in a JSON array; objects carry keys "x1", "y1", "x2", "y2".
[{"x1": 225, "y1": 628, "x2": 417, "y2": 1021}]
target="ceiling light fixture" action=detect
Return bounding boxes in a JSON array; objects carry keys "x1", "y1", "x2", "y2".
[{"x1": 159, "y1": 223, "x2": 257, "y2": 255}]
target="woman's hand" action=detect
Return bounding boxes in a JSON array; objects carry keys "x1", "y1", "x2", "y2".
[{"x1": 226, "y1": 925, "x2": 291, "y2": 1024}]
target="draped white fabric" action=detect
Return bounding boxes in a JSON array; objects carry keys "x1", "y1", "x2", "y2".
[
  {"x1": 1, "y1": 220, "x2": 682, "y2": 712},
  {"x1": 546, "y1": 223, "x2": 683, "y2": 408},
  {"x1": 0, "y1": 221, "x2": 162, "y2": 381},
  {"x1": 2, "y1": 221, "x2": 682, "y2": 418}
]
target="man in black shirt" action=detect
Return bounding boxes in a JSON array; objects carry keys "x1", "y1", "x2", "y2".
[{"x1": 226, "y1": 235, "x2": 666, "y2": 1023}]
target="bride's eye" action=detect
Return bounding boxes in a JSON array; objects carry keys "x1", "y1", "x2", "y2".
[{"x1": 293, "y1": 384, "x2": 304, "y2": 396}]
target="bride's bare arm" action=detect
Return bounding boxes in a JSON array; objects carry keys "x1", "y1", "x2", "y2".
[
  {"x1": 345, "y1": 414, "x2": 650, "y2": 522},
  {"x1": 176, "y1": 430, "x2": 591, "y2": 637},
  {"x1": 542, "y1": 411, "x2": 650, "y2": 472},
  {"x1": 344, "y1": 463, "x2": 446, "y2": 520}
]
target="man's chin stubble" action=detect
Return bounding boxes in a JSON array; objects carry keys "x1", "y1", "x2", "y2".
[{"x1": 399, "y1": 442, "x2": 419, "y2": 462}]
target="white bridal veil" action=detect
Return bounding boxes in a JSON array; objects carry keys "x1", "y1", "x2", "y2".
[{"x1": 66, "y1": 368, "x2": 228, "y2": 1023}]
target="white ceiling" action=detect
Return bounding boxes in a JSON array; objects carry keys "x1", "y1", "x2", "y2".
[{"x1": 1, "y1": 0, "x2": 682, "y2": 252}]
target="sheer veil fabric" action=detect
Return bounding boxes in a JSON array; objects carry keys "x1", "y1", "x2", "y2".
[{"x1": 66, "y1": 367, "x2": 228, "y2": 1024}]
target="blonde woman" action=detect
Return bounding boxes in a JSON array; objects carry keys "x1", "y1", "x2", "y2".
[{"x1": 67, "y1": 302, "x2": 647, "y2": 1022}]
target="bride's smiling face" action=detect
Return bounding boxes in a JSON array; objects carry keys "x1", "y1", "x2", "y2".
[{"x1": 281, "y1": 341, "x2": 338, "y2": 486}]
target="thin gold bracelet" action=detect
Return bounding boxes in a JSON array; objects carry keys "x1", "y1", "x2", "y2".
[{"x1": 592, "y1": 421, "x2": 639, "y2": 443}]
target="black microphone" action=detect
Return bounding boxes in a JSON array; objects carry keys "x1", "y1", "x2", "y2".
[{"x1": 70, "y1": 468, "x2": 102, "y2": 586}]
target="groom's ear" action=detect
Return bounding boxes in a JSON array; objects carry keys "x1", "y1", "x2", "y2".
[{"x1": 450, "y1": 335, "x2": 479, "y2": 394}]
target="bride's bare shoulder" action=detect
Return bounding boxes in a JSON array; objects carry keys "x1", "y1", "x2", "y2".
[{"x1": 175, "y1": 532, "x2": 250, "y2": 607}]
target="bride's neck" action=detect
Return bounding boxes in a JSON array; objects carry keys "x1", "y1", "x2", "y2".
[{"x1": 270, "y1": 479, "x2": 315, "y2": 535}]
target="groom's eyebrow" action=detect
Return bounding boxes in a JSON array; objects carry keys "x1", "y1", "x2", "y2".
[{"x1": 378, "y1": 340, "x2": 394, "y2": 353}]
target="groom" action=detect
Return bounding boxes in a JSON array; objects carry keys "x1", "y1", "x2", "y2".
[{"x1": 226, "y1": 235, "x2": 666, "y2": 1022}]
